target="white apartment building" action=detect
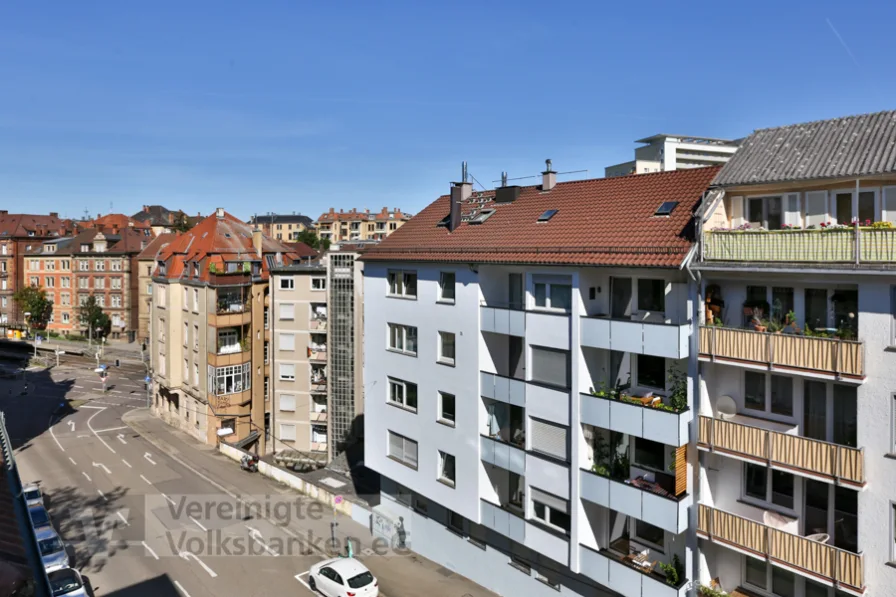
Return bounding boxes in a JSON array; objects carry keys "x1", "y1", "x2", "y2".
[
  {"x1": 692, "y1": 110, "x2": 896, "y2": 597},
  {"x1": 362, "y1": 163, "x2": 719, "y2": 597},
  {"x1": 606, "y1": 134, "x2": 740, "y2": 178}
]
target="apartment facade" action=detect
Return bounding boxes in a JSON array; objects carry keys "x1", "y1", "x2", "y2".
[
  {"x1": 136, "y1": 234, "x2": 176, "y2": 345},
  {"x1": 606, "y1": 134, "x2": 740, "y2": 178},
  {"x1": 692, "y1": 111, "x2": 896, "y2": 597},
  {"x1": 316, "y1": 207, "x2": 410, "y2": 243},
  {"x1": 150, "y1": 208, "x2": 299, "y2": 452},
  {"x1": 362, "y1": 164, "x2": 718, "y2": 597},
  {"x1": 249, "y1": 213, "x2": 314, "y2": 242}
]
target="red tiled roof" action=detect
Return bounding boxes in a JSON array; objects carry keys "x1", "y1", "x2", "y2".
[
  {"x1": 83, "y1": 213, "x2": 151, "y2": 231},
  {"x1": 284, "y1": 242, "x2": 318, "y2": 258},
  {"x1": 137, "y1": 233, "x2": 177, "y2": 260},
  {"x1": 0, "y1": 213, "x2": 76, "y2": 239},
  {"x1": 362, "y1": 166, "x2": 721, "y2": 268},
  {"x1": 317, "y1": 207, "x2": 410, "y2": 223},
  {"x1": 24, "y1": 227, "x2": 150, "y2": 256}
]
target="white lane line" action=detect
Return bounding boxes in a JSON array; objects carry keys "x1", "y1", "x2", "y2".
[
  {"x1": 142, "y1": 541, "x2": 159, "y2": 560},
  {"x1": 73, "y1": 385, "x2": 83, "y2": 389},
  {"x1": 92, "y1": 462, "x2": 111, "y2": 475},
  {"x1": 48, "y1": 417, "x2": 66, "y2": 453},
  {"x1": 121, "y1": 459, "x2": 132, "y2": 468},
  {"x1": 295, "y1": 573, "x2": 312, "y2": 590},
  {"x1": 140, "y1": 474, "x2": 152, "y2": 485},
  {"x1": 116, "y1": 511, "x2": 130, "y2": 526},
  {"x1": 86, "y1": 408, "x2": 116, "y2": 454},
  {"x1": 161, "y1": 493, "x2": 176, "y2": 506},
  {"x1": 174, "y1": 581, "x2": 192, "y2": 597},
  {"x1": 79, "y1": 405, "x2": 106, "y2": 409},
  {"x1": 179, "y1": 551, "x2": 217, "y2": 577},
  {"x1": 67, "y1": 421, "x2": 75, "y2": 431},
  {"x1": 68, "y1": 457, "x2": 77, "y2": 466},
  {"x1": 143, "y1": 452, "x2": 156, "y2": 465},
  {"x1": 82, "y1": 472, "x2": 92, "y2": 482},
  {"x1": 94, "y1": 426, "x2": 128, "y2": 433},
  {"x1": 97, "y1": 489, "x2": 107, "y2": 501},
  {"x1": 77, "y1": 434, "x2": 90, "y2": 438},
  {"x1": 116, "y1": 434, "x2": 127, "y2": 444},
  {"x1": 189, "y1": 517, "x2": 208, "y2": 532}
]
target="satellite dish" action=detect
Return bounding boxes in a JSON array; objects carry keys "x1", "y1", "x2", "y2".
[{"x1": 717, "y1": 395, "x2": 737, "y2": 420}]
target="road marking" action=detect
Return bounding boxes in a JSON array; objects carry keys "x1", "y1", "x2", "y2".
[
  {"x1": 110, "y1": 390, "x2": 123, "y2": 394},
  {"x1": 94, "y1": 426, "x2": 128, "y2": 433},
  {"x1": 97, "y1": 489, "x2": 107, "y2": 501},
  {"x1": 73, "y1": 385, "x2": 83, "y2": 388},
  {"x1": 161, "y1": 493, "x2": 176, "y2": 506},
  {"x1": 48, "y1": 413, "x2": 66, "y2": 453},
  {"x1": 68, "y1": 457, "x2": 77, "y2": 465},
  {"x1": 190, "y1": 517, "x2": 208, "y2": 532},
  {"x1": 144, "y1": 452, "x2": 156, "y2": 465},
  {"x1": 116, "y1": 434, "x2": 127, "y2": 444},
  {"x1": 117, "y1": 511, "x2": 130, "y2": 526},
  {"x1": 92, "y1": 462, "x2": 111, "y2": 475},
  {"x1": 77, "y1": 434, "x2": 90, "y2": 438},
  {"x1": 67, "y1": 421, "x2": 75, "y2": 431},
  {"x1": 179, "y1": 551, "x2": 217, "y2": 577},
  {"x1": 140, "y1": 474, "x2": 152, "y2": 485},
  {"x1": 86, "y1": 408, "x2": 116, "y2": 454},
  {"x1": 121, "y1": 459, "x2": 132, "y2": 468},
  {"x1": 246, "y1": 526, "x2": 279, "y2": 556},
  {"x1": 142, "y1": 541, "x2": 159, "y2": 560},
  {"x1": 174, "y1": 581, "x2": 192, "y2": 597},
  {"x1": 82, "y1": 472, "x2": 92, "y2": 482},
  {"x1": 295, "y1": 573, "x2": 312, "y2": 590},
  {"x1": 79, "y1": 405, "x2": 106, "y2": 409}
]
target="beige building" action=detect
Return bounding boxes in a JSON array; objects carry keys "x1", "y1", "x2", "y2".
[
  {"x1": 136, "y1": 233, "x2": 176, "y2": 345},
  {"x1": 249, "y1": 213, "x2": 314, "y2": 242},
  {"x1": 316, "y1": 207, "x2": 410, "y2": 243},
  {"x1": 269, "y1": 244, "x2": 365, "y2": 461},
  {"x1": 605, "y1": 133, "x2": 740, "y2": 178},
  {"x1": 149, "y1": 208, "x2": 300, "y2": 452}
]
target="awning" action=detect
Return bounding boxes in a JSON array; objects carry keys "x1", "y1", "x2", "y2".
[{"x1": 230, "y1": 431, "x2": 259, "y2": 450}]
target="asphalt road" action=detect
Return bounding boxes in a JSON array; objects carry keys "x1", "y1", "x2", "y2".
[{"x1": 1, "y1": 360, "x2": 325, "y2": 597}]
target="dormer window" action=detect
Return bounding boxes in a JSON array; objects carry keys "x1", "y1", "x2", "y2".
[{"x1": 81, "y1": 244, "x2": 90, "y2": 252}]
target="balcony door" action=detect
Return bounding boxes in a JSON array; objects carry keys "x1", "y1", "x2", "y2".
[
  {"x1": 509, "y1": 273, "x2": 524, "y2": 310},
  {"x1": 803, "y1": 380, "x2": 827, "y2": 441},
  {"x1": 610, "y1": 277, "x2": 632, "y2": 319}
]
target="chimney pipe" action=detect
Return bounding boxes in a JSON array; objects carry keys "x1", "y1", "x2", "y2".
[
  {"x1": 448, "y1": 162, "x2": 473, "y2": 233},
  {"x1": 501, "y1": 172, "x2": 508, "y2": 187},
  {"x1": 216, "y1": 207, "x2": 225, "y2": 219},
  {"x1": 252, "y1": 227, "x2": 263, "y2": 257},
  {"x1": 542, "y1": 159, "x2": 557, "y2": 191},
  {"x1": 462, "y1": 161, "x2": 468, "y2": 183}
]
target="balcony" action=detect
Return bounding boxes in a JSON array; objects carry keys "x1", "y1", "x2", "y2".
[
  {"x1": 480, "y1": 303, "x2": 525, "y2": 336},
  {"x1": 579, "y1": 544, "x2": 688, "y2": 597},
  {"x1": 311, "y1": 442, "x2": 328, "y2": 453},
  {"x1": 310, "y1": 411, "x2": 328, "y2": 423},
  {"x1": 581, "y1": 392, "x2": 690, "y2": 447},
  {"x1": 697, "y1": 415, "x2": 864, "y2": 488},
  {"x1": 699, "y1": 326, "x2": 864, "y2": 380},
  {"x1": 479, "y1": 499, "x2": 569, "y2": 566},
  {"x1": 308, "y1": 345, "x2": 327, "y2": 362},
  {"x1": 480, "y1": 435, "x2": 525, "y2": 475},
  {"x1": 703, "y1": 227, "x2": 896, "y2": 264},
  {"x1": 697, "y1": 504, "x2": 864, "y2": 594},
  {"x1": 581, "y1": 316, "x2": 690, "y2": 359},
  {"x1": 480, "y1": 371, "x2": 525, "y2": 407}
]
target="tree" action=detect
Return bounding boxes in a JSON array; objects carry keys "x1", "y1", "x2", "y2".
[
  {"x1": 12, "y1": 286, "x2": 53, "y2": 330},
  {"x1": 171, "y1": 212, "x2": 193, "y2": 233},
  {"x1": 295, "y1": 228, "x2": 330, "y2": 251},
  {"x1": 78, "y1": 296, "x2": 111, "y2": 339}
]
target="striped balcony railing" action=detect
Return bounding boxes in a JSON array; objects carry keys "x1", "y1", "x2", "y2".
[
  {"x1": 697, "y1": 504, "x2": 864, "y2": 593},
  {"x1": 698, "y1": 416, "x2": 864, "y2": 488},
  {"x1": 703, "y1": 228, "x2": 896, "y2": 263},
  {"x1": 699, "y1": 326, "x2": 864, "y2": 380}
]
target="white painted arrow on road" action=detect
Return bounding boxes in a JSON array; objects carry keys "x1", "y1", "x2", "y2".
[
  {"x1": 117, "y1": 434, "x2": 127, "y2": 445},
  {"x1": 92, "y1": 462, "x2": 111, "y2": 475},
  {"x1": 67, "y1": 421, "x2": 75, "y2": 431},
  {"x1": 179, "y1": 551, "x2": 217, "y2": 577},
  {"x1": 144, "y1": 452, "x2": 156, "y2": 465}
]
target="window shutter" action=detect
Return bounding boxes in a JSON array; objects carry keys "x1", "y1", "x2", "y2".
[
  {"x1": 389, "y1": 431, "x2": 402, "y2": 459},
  {"x1": 805, "y1": 191, "x2": 828, "y2": 227},
  {"x1": 280, "y1": 303, "x2": 295, "y2": 319},
  {"x1": 279, "y1": 333, "x2": 295, "y2": 351},
  {"x1": 530, "y1": 487, "x2": 568, "y2": 514},
  {"x1": 730, "y1": 196, "x2": 744, "y2": 227},
  {"x1": 884, "y1": 187, "x2": 896, "y2": 224},
  {"x1": 279, "y1": 424, "x2": 296, "y2": 441},
  {"x1": 530, "y1": 419, "x2": 568, "y2": 461},
  {"x1": 785, "y1": 193, "x2": 800, "y2": 227},
  {"x1": 531, "y1": 347, "x2": 570, "y2": 388},
  {"x1": 280, "y1": 395, "x2": 296, "y2": 411},
  {"x1": 406, "y1": 438, "x2": 418, "y2": 467}
]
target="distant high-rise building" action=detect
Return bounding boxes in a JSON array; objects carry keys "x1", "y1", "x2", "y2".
[{"x1": 605, "y1": 134, "x2": 740, "y2": 178}]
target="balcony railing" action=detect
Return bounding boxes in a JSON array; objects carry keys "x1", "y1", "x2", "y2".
[
  {"x1": 697, "y1": 416, "x2": 864, "y2": 488},
  {"x1": 581, "y1": 392, "x2": 690, "y2": 447},
  {"x1": 697, "y1": 504, "x2": 864, "y2": 593},
  {"x1": 480, "y1": 303, "x2": 525, "y2": 337},
  {"x1": 703, "y1": 228, "x2": 896, "y2": 263},
  {"x1": 699, "y1": 326, "x2": 864, "y2": 379},
  {"x1": 579, "y1": 544, "x2": 688, "y2": 597},
  {"x1": 579, "y1": 468, "x2": 690, "y2": 534},
  {"x1": 480, "y1": 434, "x2": 526, "y2": 475},
  {"x1": 581, "y1": 315, "x2": 690, "y2": 359}
]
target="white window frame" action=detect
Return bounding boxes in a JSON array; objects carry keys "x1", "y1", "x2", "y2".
[
  {"x1": 278, "y1": 363, "x2": 296, "y2": 381},
  {"x1": 438, "y1": 271, "x2": 456, "y2": 303},
  {"x1": 111, "y1": 259, "x2": 121, "y2": 271},
  {"x1": 532, "y1": 277, "x2": 572, "y2": 312},
  {"x1": 387, "y1": 323, "x2": 417, "y2": 356},
  {"x1": 742, "y1": 462, "x2": 796, "y2": 515},
  {"x1": 387, "y1": 377, "x2": 417, "y2": 412},
  {"x1": 530, "y1": 488, "x2": 570, "y2": 534},
  {"x1": 387, "y1": 269, "x2": 417, "y2": 299},
  {"x1": 438, "y1": 391, "x2": 455, "y2": 426},
  {"x1": 111, "y1": 295, "x2": 121, "y2": 308},
  {"x1": 193, "y1": 289, "x2": 199, "y2": 312},
  {"x1": 387, "y1": 430, "x2": 418, "y2": 469},
  {"x1": 438, "y1": 331, "x2": 455, "y2": 366},
  {"x1": 438, "y1": 451, "x2": 456, "y2": 487},
  {"x1": 95, "y1": 260, "x2": 105, "y2": 272},
  {"x1": 280, "y1": 277, "x2": 294, "y2": 290},
  {"x1": 311, "y1": 278, "x2": 326, "y2": 291}
]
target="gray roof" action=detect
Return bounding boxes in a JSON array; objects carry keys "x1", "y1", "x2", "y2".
[
  {"x1": 251, "y1": 213, "x2": 313, "y2": 226},
  {"x1": 713, "y1": 110, "x2": 896, "y2": 187}
]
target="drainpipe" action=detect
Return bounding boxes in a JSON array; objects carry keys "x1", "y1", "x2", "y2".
[
  {"x1": 687, "y1": 265, "x2": 702, "y2": 597},
  {"x1": 855, "y1": 178, "x2": 861, "y2": 266}
]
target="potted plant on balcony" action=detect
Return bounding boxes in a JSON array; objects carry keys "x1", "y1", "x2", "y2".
[
  {"x1": 658, "y1": 554, "x2": 684, "y2": 587},
  {"x1": 240, "y1": 336, "x2": 250, "y2": 352},
  {"x1": 667, "y1": 368, "x2": 688, "y2": 413},
  {"x1": 705, "y1": 285, "x2": 724, "y2": 324}
]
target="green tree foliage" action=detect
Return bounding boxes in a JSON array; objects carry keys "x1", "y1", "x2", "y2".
[
  {"x1": 294, "y1": 228, "x2": 329, "y2": 251},
  {"x1": 78, "y1": 296, "x2": 111, "y2": 338},
  {"x1": 171, "y1": 212, "x2": 194, "y2": 233},
  {"x1": 12, "y1": 286, "x2": 53, "y2": 330}
]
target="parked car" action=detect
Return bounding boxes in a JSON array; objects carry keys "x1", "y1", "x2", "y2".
[
  {"x1": 27, "y1": 504, "x2": 52, "y2": 532},
  {"x1": 308, "y1": 558, "x2": 378, "y2": 597},
  {"x1": 21, "y1": 483, "x2": 43, "y2": 507},
  {"x1": 47, "y1": 569, "x2": 88, "y2": 597},
  {"x1": 36, "y1": 528, "x2": 69, "y2": 572}
]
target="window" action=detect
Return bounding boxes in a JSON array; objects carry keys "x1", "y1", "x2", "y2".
[
  {"x1": 509, "y1": 555, "x2": 531, "y2": 574},
  {"x1": 194, "y1": 363, "x2": 199, "y2": 386},
  {"x1": 62, "y1": 313, "x2": 69, "y2": 323},
  {"x1": 111, "y1": 295, "x2": 121, "y2": 308},
  {"x1": 61, "y1": 277, "x2": 70, "y2": 288},
  {"x1": 438, "y1": 272, "x2": 455, "y2": 302},
  {"x1": 745, "y1": 372, "x2": 794, "y2": 418},
  {"x1": 280, "y1": 394, "x2": 296, "y2": 411},
  {"x1": 745, "y1": 371, "x2": 766, "y2": 410},
  {"x1": 193, "y1": 325, "x2": 199, "y2": 350},
  {"x1": 95, "y1": 261, "x2": 105, "y2": 271},
  {"x1": 111, "y1": 277, "x2": 121, "y2": 289},
  {"x1": 633, "y1": 437, "x2": 666, "y2": 471},
  {"x1": 537, "y1": 209, "x2": 558, "y2": 222},
  {"x1": 530, "y1": 346, "x2": 569, "y2": 388},
  {"x1": 193, "y1": 289, "x2": 199, "y2": 311},
  {"x1": 279, "y1": 333, "x2": 295, "y2": 351},
  {"x1": 635, "y1": 520, "x2": 665, "y2": 549},
  {"x1": 111, "y1": 259, "x2": 121, "y2": 271},
  {"x1": 279, "y1": 303, "x2": 294, "y2": 320},
  {"x1": 279, "y1": 363, "x2": 295, "y2": 381},
  {"x1": 94, "y1": 277, "x2": 105, "y2": 290},
  {"x1": 61, "y1": 260, "x2": 69, "y2": 270},
  {"x1": 438, "y1": 331, "x2": 455, "y2": 365},
  {"x1": 388, "y1": 377, "x2": 417, "y2": 411},
  {"x1": 29, "y1": 276, "x2": 38, "y2": 287},
  {"x1": 387, "y1": 323, "x2": 417, "y2": 355},
  {"x1": 744, "y1": 463, "x2": 795, "y2": 510},
  {"x1": 213, "y1": 363, "x2": 251, "y2": 395},
  {"x1": 79, "y1": 260, "x2": 89, "y2": 271},
  {"x1": 891, "y1": 503, "x2": 896, "y2": 562},
  {"x1": 61, "y1": 293, "x2": 70, "y2": 306},
  {"x1": 387, "y1": 270, "x2": 417, "y2": 298},
  {"x1": 530, "y1": 488, "x2": 570, "y2": 533},
  {"x1": 438, "y1": 451, "x2": 456, "y2": 486},
  {"x1": 78, "y1": 277, "x2": 88, "y2": 289},
  {"x1": 147, "y1": 283, "x2": 152, "y2": 294},
  {"x1": 447, "y1": 511, "x2": 464, "y2": 535},
  {"x1": 280, "y1": 424, "x2": 296, "y2": 442},
  {"x1": 637, "y1": 278, "x2": 665, "y2": 312},
  {"x1": 770, "y1": 375, "x2": 793, "y2": 417},
  {"x1": 413, "y1": 494, "x2": 428, "y2": 516},
  {"x1": 387, "y1": 431, "x2": 418, "y2": 469},
  {"x1": 745, "y1": 558, "x2": 767, "y2": 589},
  {"x1": 311, "y1": 278, "x2": 326, "y2": 291},
  {"x1": 184, "y1": 322, "x2": 189, "y2": 347},
  {"x1": 533, "y1": 278, "x2": 571, "y2": 311},
  {"x1": 96, "y1": 296, "x2": 104, "y2": 307},
  {"x1": 438, "y1": 392, "x2": 455, "y2": 425},
  {"x1": 46, "y1": 277, "x2": 54, "y2": 288},
  {"x1": 183, "y1": 287, "x2": 189, "y2": 307},
  {"x1": 637, "y1": 354, "x2": 665, "y2": 390},
  {"x1": 279, "y1": 277, "x2": 294, "y2": 290},
  {"x1": 530, "y1": 418, "x2": 568, "y2": 461}
]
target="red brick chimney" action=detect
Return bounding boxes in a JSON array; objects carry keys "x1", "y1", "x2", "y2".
[{"x1": 143, "y1": 205, "x2": 150, "y2": 213}]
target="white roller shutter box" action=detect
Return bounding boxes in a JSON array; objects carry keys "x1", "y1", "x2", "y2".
[
  {"x1": 530, "y1": 487, "x2": 569, "y2": 514},
  {"x1": 530, "y1": 418, "x2": 568, "y2": 461},
  {"x1": 279, "y1": 394, "x2": 296, "y2": 412},
  {"x1": 279, "y1": 424, "x2": 296, "y2": 441},
  {"x1": 805, "y1": 191, "x2": 828, "y2": 227}
]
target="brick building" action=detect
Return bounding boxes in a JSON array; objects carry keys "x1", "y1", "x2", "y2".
[{"x1": 316, "y1": 207, "x2": 410, "y2": 243}]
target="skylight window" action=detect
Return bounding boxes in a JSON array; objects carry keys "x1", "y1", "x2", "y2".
[
  {"x1": 537, "y1": 209, "x2": 558, "y2": 222},
  {"x1": 436, "y1": 215, "x2": 451, "y2": 227},
  {"x1": 654, "y1": 201, "x2": 678, "y2": 216},
  {"x1": 469, "y1": 209, "x2": 496, "y2": 224}
]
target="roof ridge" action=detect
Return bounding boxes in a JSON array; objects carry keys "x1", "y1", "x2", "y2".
[{"x1": 750, "y1": 109, "x2": 896, "y2": 134}]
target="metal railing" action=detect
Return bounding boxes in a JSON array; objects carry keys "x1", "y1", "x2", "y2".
[
  {"x1": 704, "y1": 228, "x2": 896, "y2": 263},
  {"x1": 698, "y1": 416, "x2": 864, "y2": 486},
  {"x1": 698, "y1": 504, "x2": 864, "y2": 591}
]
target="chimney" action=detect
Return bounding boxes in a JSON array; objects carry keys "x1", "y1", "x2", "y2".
[
  {"x1": 448, "y1": 161, "x2": 472, "y2": 232},
  {"x1": 143, "y1": 205, "x2": 150, "y2": 213},
  {"x1": 112, "y1": 224, "x2": 119, "y2": 234},
  {"x1": 49, "y1": 212, "x2": 58, "y2": 218},
  {"x1": 216, "y1": 207, "x2": 225, "y2": 219},
  {"x1": 495, "y1": 170, "x2": 521, "y2": 203},
  {"x1": 0, "y1": 210, "x2": 7, "y2": 215},
  {"x1": 542, "y1": 159, "x2": 556, "y2": 191},
  {"x1": 252, "y1": 227, "x2": 263, "y2": 257},
  {"x1": 329, "y1": 208, "x2": 335, "y2": 215}
]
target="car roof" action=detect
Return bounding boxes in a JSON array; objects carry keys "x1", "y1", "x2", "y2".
[
  {"x1": 28, "y1": 504, "x2": 48, "y2": 515},
  {"x1": 34, "y1": 527, "x2": 59, "y2": 541},
  {"x1": 325, "y1": 558, "x2": 370, "y2": 577},
  {"x1": 22, "y1": 483, "x2": 40, "y2": 492}
]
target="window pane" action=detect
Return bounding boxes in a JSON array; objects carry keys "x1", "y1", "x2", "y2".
[
  {"x1": 549, "y1": 508, "x2": 571, "y2": 532},
  {"x1": 531, "y1": 346, "x2": 569, "y2": 388},
  {"x1": 634, "y1": 438, "x2": 665, "y2": 471},
  {"x1": 771, "y1": 287, "x2": 794, "y2": 324},
  {"x1": 744, "y1": 463, "x2": 767, "y2": 501},
  {"x1": 771, "y1": 470, "x2": 794, "y2": 510},
  {"x1": 440, "y1": 272, "x2": 455, "y2": 300},
  {"x1": 858, "y1": 191, "x2": 875, "y2": 224},
  {"x1": 805, "y1": 288, "x2": 828, "y2": 330},
  {"x1": 441, "y1": 333, "x2": 455, "y2": 360},
  {"x1": 833, "y1": 385, "x2": 857, "y2": 447},
  {"x1": 834, "y1": 486, "x2": 858, "y2": 553},
  {"x1": 637, "y1": 278, "x2": 665, "y2": 312},
  {"x1": 550, "y1": 284, "x2": 572, "y2": 311},
  {"x1": 406, "y1": 327, "x2": 417, "y2": 354},
  {"x1": 406, "y1": 383, "x2": 417, "y2": 409},
  {"x1": 744, "y1": 371, "x2": 766, "y2": 410},
  {"x1": 804, "y1": 380, "x2": 827, "y2": 441},
  {"x1": 534, "y1": 283, "x2": 547, "y2": 307},
  {"x1": 771, "y1": 567, "x2": 795, "y2": 597},
  {"x1": 403, "y1": 272, "x2": 417, "y2": 296},
  {"x1": 637, "y1": 354, "x2": 665, "y2": 389},
  {"x1": 770, "y1": 375, "x2": 793, "y2": 416},
  {"x1": 440, "y1": 393, "x2": 455, "y2": 422},
  {"x1": 745, "y1": 558, "x2": 767, "y2": 588},
  {"x1": 635, "y1": 520, "x2": 663, "y2": 546}
]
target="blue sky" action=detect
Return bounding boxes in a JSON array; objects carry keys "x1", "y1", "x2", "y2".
[{"x1": 1, "y1": 1, "x2": 894, "y2": 221}]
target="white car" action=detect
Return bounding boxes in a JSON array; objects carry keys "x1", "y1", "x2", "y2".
[
  {"x1": 36, "y1": 527, "x2": 69, "y2": 572},
  {"x1": 308, "y1": 557, "x2": 378, "y2": 597},
  {"x1": 22, "y1": 483, "x2": 43, "y2": 507},
  {"x1": 47, "y1": 568, "x2": 89, "y2": 597}
]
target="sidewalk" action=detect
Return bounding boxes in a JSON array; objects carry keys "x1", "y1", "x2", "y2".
[{"x1": 123, "y1": 408, "x2": 499, "y2": 597}]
